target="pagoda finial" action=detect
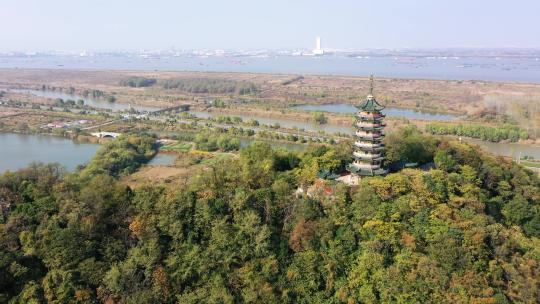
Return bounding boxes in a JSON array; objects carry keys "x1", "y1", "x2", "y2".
[{"x1": 369, "y1": 74, "x2": 374, "y2": 95}]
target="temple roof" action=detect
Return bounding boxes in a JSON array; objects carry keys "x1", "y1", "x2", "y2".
[{"x1": 356, "y1": 95, "x2": 385, "y2": 112}]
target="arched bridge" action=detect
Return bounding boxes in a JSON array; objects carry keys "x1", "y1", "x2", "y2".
[{"x1": 91, "y1": 132, "x2": 121, "y2": 138}]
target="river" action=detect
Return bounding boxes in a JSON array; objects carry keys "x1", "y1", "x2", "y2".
[
  {"x1": 0, "y1": 133, "x2": 99, "y2": 172},
  {"x1": 10, "y1": 89, "x2": 161, "y2": 112},
  {"x1": 190, "y1": 104, "x2": 459, "y2": 136},
  {"x1": 291, "y1": 104, "x2": 459, "y2": 121},
  {"x1": 14, "y1": 88, "x2": 459, "y2": 136},
  {"x1": 189, "y1": 110, "x2": 354, "y2": 135},
  {"x1": 2, "y1": 55, "x2": 540, "y2": 83},
  {"x1": 5, "y1": 89, "x2": 540, "y2": 169}
]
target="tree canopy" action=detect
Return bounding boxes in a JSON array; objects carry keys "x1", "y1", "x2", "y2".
[
  {"x1": 120, "y1": 77, "x2": 157, "y2": 88},
  {"x1": 426, "y1": 123, "x2": 528, "y2": 142},
  {"x1": 160, "y1": 78, "x2": 258, "y2": 95},
  {"x1": 0, "y1": 135, "x2": 539, "y2": 303}
]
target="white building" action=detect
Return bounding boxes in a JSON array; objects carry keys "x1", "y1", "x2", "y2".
[{"x1": 313, "y1": 36, "x2": 324, "y2": 55}]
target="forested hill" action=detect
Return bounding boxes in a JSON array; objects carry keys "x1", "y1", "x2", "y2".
[{"x1": 1, "y1": 132, "x2": 539, "y2": 303}]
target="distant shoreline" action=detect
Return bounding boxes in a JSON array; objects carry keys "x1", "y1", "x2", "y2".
[
  {"x1": 1, "y1": 53, "x2": 539, "y2": 83},
  {"x1": 1, "y1": 66, "x2": 540, "y2": 86}
]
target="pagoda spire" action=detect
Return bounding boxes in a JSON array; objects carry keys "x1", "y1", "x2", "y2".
[{"x1": 369, "y1": 74, "x2": 374, "y2": 96}]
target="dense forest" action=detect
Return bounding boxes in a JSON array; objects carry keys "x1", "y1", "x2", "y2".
[
  {"x1": 160, "y1": 78, "x2": 259, "y2": 95},
  {"x1": 426, "y1": 123, "x2": 529, "y2": 142},
  {"x1": 1, "y1": 131, "x2": 539, "y2": 303}
]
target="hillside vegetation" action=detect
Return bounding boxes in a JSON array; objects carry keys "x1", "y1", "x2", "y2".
[{"x1": 0, "y1": 133, "x2": 539, "y2": 303}]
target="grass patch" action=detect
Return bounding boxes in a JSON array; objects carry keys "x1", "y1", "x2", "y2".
[
  {"x1": 161, "y1": 142, "x2": 192, "y2": 152},
  {"x1": 521, "y1": 161, "x2": 540, "y2": 168},
  {"x1": 199, "y1": 153, "x2": 234, "y2": 166}
]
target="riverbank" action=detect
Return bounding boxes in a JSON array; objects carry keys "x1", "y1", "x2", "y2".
[
  {"x1": 2, "y1": 68, "x2": 539, "y2": 119},
  {"x1": 3, "y1": 100, "x2": 539, "y2": 156},
  {"x1": 0, "y1": 119, "x2": 111, "y2": 145},
  {"x1": 3, "y1": 127, "x2": 540, "y2": 176}
]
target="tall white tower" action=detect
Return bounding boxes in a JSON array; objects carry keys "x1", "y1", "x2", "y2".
[{"x1": 313, "y1": 36, "x2": 324, "y2": 55}]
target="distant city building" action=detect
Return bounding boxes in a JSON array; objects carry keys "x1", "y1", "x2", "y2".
[
  {"x1": 313, "y1": 36, "x2": 324, "y2": 55},
  {"x1": 347, "y1": 75, "x2": 388, "y2": 176}
]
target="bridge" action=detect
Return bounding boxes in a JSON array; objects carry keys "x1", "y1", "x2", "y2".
[{"x1": 90, "y1": 131, "x2": 121, "y2": 138}]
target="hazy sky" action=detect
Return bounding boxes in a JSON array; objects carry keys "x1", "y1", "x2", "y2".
[{"x1": 1, "y1": 0, "x2": 539, "y2": 51}]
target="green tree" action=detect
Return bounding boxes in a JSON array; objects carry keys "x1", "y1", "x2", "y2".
[
  {"x1": 434, "y1": 150, "x2": 457, "y2": 172},
  {"x1": 312, "y1": 112, "x2": 327, "y2": 124}
]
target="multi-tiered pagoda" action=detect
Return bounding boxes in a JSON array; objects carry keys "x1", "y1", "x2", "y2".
[{"x1": 348, "y1": 76, "x2": 387, "y2": 176}]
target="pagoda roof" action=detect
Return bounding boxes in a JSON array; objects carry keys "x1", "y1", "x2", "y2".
[{"x1": 356, "y1": 95, "x2": 385, "y2": 112}]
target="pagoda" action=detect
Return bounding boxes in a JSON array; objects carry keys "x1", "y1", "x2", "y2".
[{"x1": 347, "y1": 75, "x2": 388, "y2": 176}]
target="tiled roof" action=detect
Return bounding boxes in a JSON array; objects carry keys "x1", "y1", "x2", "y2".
[{"x1": 356, "y1": 95, "x2": 385, "y2": 112}]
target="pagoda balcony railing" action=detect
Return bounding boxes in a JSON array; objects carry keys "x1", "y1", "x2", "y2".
[
  {"x1": 356, "y1": 168, "x2": 388, "y2": 176},
  {"x1": 355, "y1": 122, "x2": 386, "y2": 129},
  {"x1": 357, "y1": 116, "x2": 384, "y2": 123},
  {"x1": 353, "y1": 151, "x2": 382, "y2": 160},
  {"x1": 355, "y1": 136, "x2": 385, "y2": 142},
  {"x1": 354, "y1": 141, "x2": 383, "y2": 149},
  {"x1": 347, "y1": 164, "x2": 388, "y2": 176},
  {"x1": 356, "y1": 131, "x2": 383, "y2": 139},
  {"x1": 350, "y1": 162, "x2": 381, "y2": 170},
  {"x1": 357, "y1": 112, "x2": 385, "y2": 119}
]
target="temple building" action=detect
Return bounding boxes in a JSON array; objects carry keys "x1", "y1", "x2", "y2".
[{"x1": 347, "y1": 76, "x2": 388, "y2": 176}]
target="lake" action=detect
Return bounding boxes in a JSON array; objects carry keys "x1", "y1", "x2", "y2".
[
  {"x1": 0, "y1": 133, "x2": 99, "y2": 172},
  {"x1": 190, "y1": 104, "x2": 458, "y2": 136},
  {"x1": 291, "y1": 104, "x2": 459, "y2": 121},
  {"x1": 463, "y1": 138, "x2": 540, "y2": 160},
  {"x1": 148, "y1": 153, "x2": 177, "y2": 166},
  {"x1": 2, "y1": 54, "x2": 540, "y2": 83},
  {"x1": 10, "y1": 89, "x2": 161, "y2": 112}
]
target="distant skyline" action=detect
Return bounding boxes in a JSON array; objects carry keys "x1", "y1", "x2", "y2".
[{"x1": 1, "y1": 0, "x2": 539, "y2": 51}]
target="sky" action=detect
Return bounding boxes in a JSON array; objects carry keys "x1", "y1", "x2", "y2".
[{"x1": 1, "y1": 0, "x2": 539, "y2": 51}]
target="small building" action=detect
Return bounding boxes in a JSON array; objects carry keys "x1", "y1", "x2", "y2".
[
  {"x1": 347, "y1": 76, "x2": 388, "y2": 176},
  {"x1": 47, "y1": 121, "x2": 68, "y2": 128}
]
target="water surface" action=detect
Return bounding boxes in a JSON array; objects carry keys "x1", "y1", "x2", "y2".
[
  {"x1": 2, "y1": 55, "x2": 540, "y2": 83},
  {"x1": 190, "y1": 101, "x2": 459, "y2": 137},
  {"x1": 190, "y1": 110, "x2": 354, "y2": 135},
  {"x1": 2, "y1": 133, "x2": 539, "y2": 174},
  {"x1": 0, "y1": 133, "x2": 99, "y2": 172},
  {"x1": 148, "y1": 153, "x2": 177, "y2": 166},
  {"x1": 11, "y1": 89, "x2": 161, "y2": 112},
  {"x1": 463, "y1": 138, "x2": 540, "y2": 160},
  {"x1": 292, "y1": 104, "x2": 458, "y2": 121}
]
